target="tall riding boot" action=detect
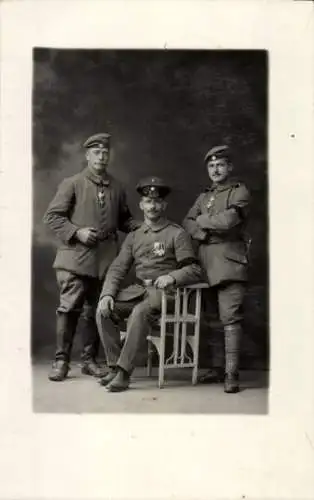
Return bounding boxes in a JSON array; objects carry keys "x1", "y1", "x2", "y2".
[
  {"x1": 198, "y1": 327, "x2": 225, "y2": 384},
  {"x1": 224, "y1": 323, "x2": 242, "y2": 393},
  {"x1": 48, "y1": 311, "x2": 79, "y2": 382},
  {"x1": 80, "y1": 315, "x2": 106, "y2": 377}
]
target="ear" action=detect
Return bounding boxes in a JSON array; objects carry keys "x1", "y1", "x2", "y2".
[
  {"x1": 85, "y1": 150, "x2": 90, "y2": 161},
  {"x1": 139, "y1": 200, "x2": 144, "y2": 212},
  {"x1": 228, "y1": 161, "x2": 233, "y2": 173},
  {"x1": 162, "y1": 200, "x2": 168, "y2": 211}
]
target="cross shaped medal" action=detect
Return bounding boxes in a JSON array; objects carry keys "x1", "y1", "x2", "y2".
[
  {"x1": 206, "y1": 196, "x2": 215, "y2": 210},
  {"x1": 97, "y1": 189, "x2": 106, "y2": 207}
]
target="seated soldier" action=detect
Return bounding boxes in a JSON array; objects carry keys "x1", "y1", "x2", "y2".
[{"x1": 96, "y1": 176, "x2": 202, "y2": 392}]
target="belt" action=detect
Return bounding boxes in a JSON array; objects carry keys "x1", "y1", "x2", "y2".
[
  {"x1": 136, "y1": 278, "x2": 155, "y2": 287},
  {"x1": 203, "y1": 234, "x2": 243, "y2": 245},
  {"x1": 96, "y1": 230, "x2": 117, "y2": 242}
]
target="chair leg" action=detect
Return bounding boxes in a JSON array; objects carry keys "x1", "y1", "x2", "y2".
[
  {"x1": 192, "y1": 289, "x2": 201, "y2": 385},
  {"x1": 147, "y1": 340, "x2": 153, "y2": 377},
  {"x1": 158, "y1": 330, "x2": 166, "y2": 389},
  {"x1": 192, "y1": 364, "x2": 198, "y2": 385},
  {"x1": 158, "y1": 360, "x2": 165, "y2": 389},
  {"x1": 158, "y1": 291, "x2": 167, "y2": 389}
]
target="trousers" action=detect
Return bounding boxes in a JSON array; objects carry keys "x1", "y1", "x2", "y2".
[
  {"x1": 55, "y1": 269, "x2": 102, "y2": 361},
  {"x1": 202, "y1": 281, "x2": 245, "y2": 372},
  {"x1": 96, "y1": 288, "x2": 174, "y2": 373}
]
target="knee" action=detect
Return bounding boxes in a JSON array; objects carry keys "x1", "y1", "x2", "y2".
[
  {"x1": 130, "y1": 300, "x2": 153, "y2": 319},
  {"x1": 57, "y1": 304, "x2": 82, "y2": 315},
  {"x1": 220, "y1": 312, "x2": 243, "y2": 327},
  {"x1": 219, "y1": 299, "x2": 244, "y2": 326}
]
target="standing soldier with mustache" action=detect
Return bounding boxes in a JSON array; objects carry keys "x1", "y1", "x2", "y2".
[
  {"x1": 43, "y1": 133, "x2": 139, "y2": 382},
  {"x1": 183, "y1": 145, "x2": 250, "y2": 393}
]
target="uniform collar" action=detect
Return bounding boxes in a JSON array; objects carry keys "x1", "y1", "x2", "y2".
[
  {"x1": 141, "y1": 218, "x2": 170, "y2": 233},
  {"x1": 206, "y1": 178, "x2": 238, "y2": 193},
  {"x1": 84, "y1": 167, "x2": 111, "y2": 186}
]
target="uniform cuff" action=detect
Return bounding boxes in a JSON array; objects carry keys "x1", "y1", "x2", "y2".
[
  {"x1": 196, "y1": 214, "x2": 211, "y2": 229},
  {"x1": 168, "y1": 271, "x2": 182, "y2": 285},
  {"x1": 64, "y1": 224, "x2": 80, "y2": 244}
]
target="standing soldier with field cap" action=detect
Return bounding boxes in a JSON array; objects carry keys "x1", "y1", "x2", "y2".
[
  {"x1": 96, "y1": 176, "x2": 202, "y2": 393},
  {"x1": 43, "y1": 132, "x2": 139, "y2": 382},
  {"x1": 183, "y1": 145, "x2": 250, "y2": 393}
]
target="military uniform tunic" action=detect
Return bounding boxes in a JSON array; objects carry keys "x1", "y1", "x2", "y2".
[
  {"x1": 100, "y1": 219, "x2": 201, "y2": 301},
  {"x1": 43, "y1": 167, "x2": 137, "y2": 280},
  {"x1": 183, "y1": 180, "x2": 250, "y2": 325},
  {"x1": 183, "y1": 180, "x2": 250, "y2": 286}
]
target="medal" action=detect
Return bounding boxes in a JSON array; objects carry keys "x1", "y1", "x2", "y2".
[
  {"x1": 97, "y1": 189, "x2": 106, "y2": 207},
  {"x1": 206, "y1": 196, "x2": 215, "y2": 210},
  {"x1": 153, "y1": 241, "x2": 166, "y2": 257}
]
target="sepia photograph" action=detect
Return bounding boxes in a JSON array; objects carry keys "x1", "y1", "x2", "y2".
[
  {"x1": 32, "y1": 48, "x2": 268, "y2": 413},
  {"x1": 2, "y1": 2, "x2": 314, "y2": 499}
]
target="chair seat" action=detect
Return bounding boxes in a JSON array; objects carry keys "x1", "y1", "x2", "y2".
[{"x1": 159, "y1": 314, "x2": 198, "y2": 324}]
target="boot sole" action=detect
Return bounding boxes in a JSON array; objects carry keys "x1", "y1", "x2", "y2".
[
  {"x1": 106, "y1": 383, "x2": 129, "y2": 393},
  {"x1": 198, "y1": 376, "x2": 225, "y2": 384},
  {"x1": 224, "y1": 387, "x2": 240, "y2": 394},
  {"x1": 48, "y1": 374, "x2": 68, "y2": 382},
  {"x1": 98, "y1": 373, "x2": 117, "y2": 386},
  {"x1": 81, "y1": 366, "x2": 105, "y2": 377}
]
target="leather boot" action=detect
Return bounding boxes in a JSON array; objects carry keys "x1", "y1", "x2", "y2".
[
  {"x1": 98, "y1": 367, "x2": 118, "y2": 386},
  {"x1": 106, "y1": 368, "x2": 130, "y2": 392},
  {"x1": 198, "y1": 327, "x2": 225, "y2": 384},
  {"x1": 80, "y1": 315, "x2": 106, "y2": 377},
  {"x1": 198, "y1": 367, "x2": 225, "y2": 384},
  {"x1": 48, "y1": 359, "x2": 69, "y2": 382},
  {"x1": 224, "y1": 323, "x2": 242, "y2": 393},
  {"x1": 82, "y1": 361, "x2": 107, "y2": 377},
  {"x1": 48, "y1": 312, "x2": 79, "y2": 382}
]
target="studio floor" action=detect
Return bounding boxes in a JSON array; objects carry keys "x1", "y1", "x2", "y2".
[{"x1": 32, "y1": 361, "x2": 269, "y2": 414}]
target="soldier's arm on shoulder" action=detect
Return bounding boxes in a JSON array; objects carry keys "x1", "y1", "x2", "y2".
[
  {"x1": 182, "y1": 194, "x2": 208, "y2": 241},
  {"x1": 196, "y1": 183, "x2": 250, "y2": 232},
  {"x1": 117, "y1": 187, "x2": 141, "y2": 233},
  {"x1": 168, "y1": 228, "x2": 202, "y2": 286},
  {"x1": 100, "y1": 232, "x2": 135, "y2": 299},
  {"x1": 42, "y1": 177, "x2": 79, "y2": 244}
]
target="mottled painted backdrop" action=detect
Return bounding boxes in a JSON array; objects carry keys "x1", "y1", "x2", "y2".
[{"x1": 32, "y1": 49, "x2": 268, "y2": 368}]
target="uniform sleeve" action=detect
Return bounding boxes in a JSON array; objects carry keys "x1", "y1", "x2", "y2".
[
  {"x1": 168, "y1": 229, "x2": 202, "y2": 286},
  {"x1": 42, "y1": 178, "x2": 79, "y2": 244},
  {"x1": 118, "y1": 188, "x2": 142, "y2": 233},
  {"x1": 196, "y1": 184, "x2": 250, "y2": 232},
  {"x1": 100, "y1": 233, "x2": 134, "y2": 299},
  {"x1": 182, "y1": 194, "x2": 208, "y2": 241}
]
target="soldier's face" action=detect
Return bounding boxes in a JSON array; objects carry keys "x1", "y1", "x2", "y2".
[
  {"x1": 207, "y1": 158, "x2": 232, "y2": 184},
  {"x1": 86, "y1": 146, "x2": 110, "y2": 173},
  {"x1": 140, "y1": 196, "x2": 167, "y2": 221}
]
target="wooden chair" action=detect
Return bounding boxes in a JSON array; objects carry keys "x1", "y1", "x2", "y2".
[{"x1": 147, "y1": 283, "x2": 209, "y2": 388}]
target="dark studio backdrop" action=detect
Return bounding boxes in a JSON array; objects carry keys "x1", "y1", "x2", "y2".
[{"x1": 32, "y1": 49, "x2": 268, "y2": 370}]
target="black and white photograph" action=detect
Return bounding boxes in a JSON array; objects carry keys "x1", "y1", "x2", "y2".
[
  {"x1": 1, "y1": 2, "x2": 314, "y2": 499},
  {"x1": 32, "y1": 48, "x2": 269, "y2": 413}
]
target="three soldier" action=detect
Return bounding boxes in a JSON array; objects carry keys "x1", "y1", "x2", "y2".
[{"x1": 43, "y1": 135, "x2": 250, "y2": 393}]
